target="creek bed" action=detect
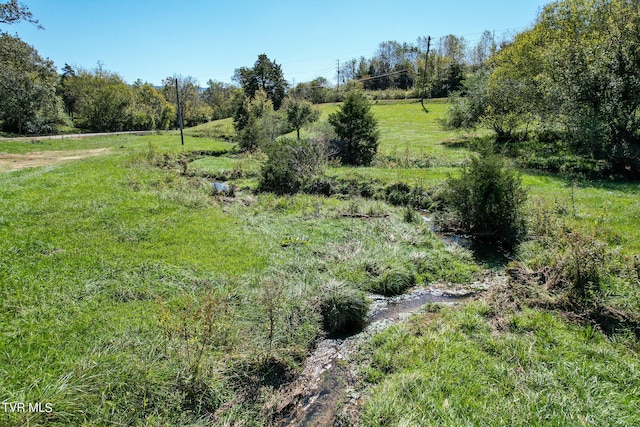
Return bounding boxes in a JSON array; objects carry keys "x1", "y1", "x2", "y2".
[
  {"x1": 276, "y1": 214, "x2": 509, "y2": 425},
  {"x1": 276, "y1": 286, "x2": 474, "y2": 427}
]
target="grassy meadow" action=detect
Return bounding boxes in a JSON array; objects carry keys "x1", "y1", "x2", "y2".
[{"x1": 1, "y1": 100, "x2": 639, "y2": 426}]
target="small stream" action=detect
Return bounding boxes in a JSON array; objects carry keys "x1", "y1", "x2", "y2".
[
  {"x1": 275, "y1": 213, "x2": 509, "y2": 426},
  {"x1": 276, "y1": 287, "x2": 472, "y2": 427},
  {"x1": 422, "y1": 215, "x2": 511, "y2": 268}
]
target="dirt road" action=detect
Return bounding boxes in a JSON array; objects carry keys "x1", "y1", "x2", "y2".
[{"x1": 0, "y1": 148, "x2": 110, "y2": 172}]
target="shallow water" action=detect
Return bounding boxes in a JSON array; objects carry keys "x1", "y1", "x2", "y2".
[
  {"x1": 279, "y1": 288, "x2": 468, "y2": 426},
  {"x1": 278, "y1": 214, "x2": 505, "y2": 426},
  {"x1": 210, "y1": 181, "x2": 230, "y2": 192}
]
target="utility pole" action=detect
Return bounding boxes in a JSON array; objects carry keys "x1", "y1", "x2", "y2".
[
  {"x1": 337, "y1": 59, "x2": 340, "y2": 93},
  {"x1": 175, "y1": 77, "x2": 184, "y2": 146},
  {"x1": 420, "y1": 36, "x2": 431, "y2": 113}
]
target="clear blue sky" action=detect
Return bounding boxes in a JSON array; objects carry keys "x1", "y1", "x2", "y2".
[{"x1": 6, "y1": 0, "x2": 550, "y2": 87}]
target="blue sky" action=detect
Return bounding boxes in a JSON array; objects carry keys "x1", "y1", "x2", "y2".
[{"x1": 6, "y1": 0, "x2": 549, "y2": 87}]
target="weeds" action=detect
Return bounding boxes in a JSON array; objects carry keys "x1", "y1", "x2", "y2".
[
  {"x1": 259, "y1": 280, "x2": 285, "y2": 353},
  {"x1": 369, "y1": 266, "x2": 416, "y2": 296}
]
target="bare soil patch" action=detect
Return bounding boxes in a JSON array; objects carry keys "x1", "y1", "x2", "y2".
[{"x1": 0, "y1": 148, "x2": 109, "y2": 172}]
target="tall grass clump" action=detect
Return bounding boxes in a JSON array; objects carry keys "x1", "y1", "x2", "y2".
[
  {"x1": 318, "y1": 280, "x2": 369, "y2": 334},
  {"x1": 369, "y1": 266, "x2": 416, "y2": 296}
]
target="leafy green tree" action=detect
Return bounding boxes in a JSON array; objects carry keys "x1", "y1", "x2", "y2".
[
  {"x1": 74, "y1": 67, "x2": 133, "y2": 132},
  {"x1": 283, "y1": 97, "x2": 320, "y2": 139},
  {"x1": 328, "y1": 91, "x2": 380, "y2": 166},
  {"x1": 0, "y1": 34, "x2": 61, "y2": 134},
  {"x1": 537, "y1": 0, "x2": 640, "y2": 172},
  {"x1": 464, "y1": 0, "x2": 640, "y2": 174},
  {"x1": 233, "y1": 54, "x2": 288, "y2": 110},
  {"x1": 0, "y1": 0, "x2": 42, "y2": 33}
]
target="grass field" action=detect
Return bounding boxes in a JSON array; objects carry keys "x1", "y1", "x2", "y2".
[{"x1": 1, "y1": 99, "x2": 639, "y2": 426}]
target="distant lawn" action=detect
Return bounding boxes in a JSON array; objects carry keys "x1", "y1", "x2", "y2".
[{"x1": 0, "y1": 132, "x2": 233, "y2": 154}]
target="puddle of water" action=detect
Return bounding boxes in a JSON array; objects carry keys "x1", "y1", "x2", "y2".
[{"x1": 210, "y1": 181, "x2": 230, "y2": 192}]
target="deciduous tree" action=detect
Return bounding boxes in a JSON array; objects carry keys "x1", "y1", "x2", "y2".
[
  {"x1": 233, "y1": 54, "x2": 288, "y2": 110},
  {"x1": 283, "y1": 97, "x2": 320, "y2": 139},
  {"x1": 0, "y1": 0, "x2": 42, "y2": 33},
  {"x1": 0, "y1": 34, "x2": 61, "y2": 134}
]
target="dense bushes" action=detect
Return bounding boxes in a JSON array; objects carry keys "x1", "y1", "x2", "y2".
[
  {"x1": 440, "y1": 154, "x2": 527, "y2": 248},
  {"x1": 259, "y1": 138, "x2": 326, "y2": 194}
]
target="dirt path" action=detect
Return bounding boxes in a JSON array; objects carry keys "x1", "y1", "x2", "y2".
[{"x1": 0, "y1": 148, "x2": 110, "y2": 172}]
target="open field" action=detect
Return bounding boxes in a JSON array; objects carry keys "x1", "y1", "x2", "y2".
[{"x1": 1, "y1": 100, "x2": 639, "y2": 426}]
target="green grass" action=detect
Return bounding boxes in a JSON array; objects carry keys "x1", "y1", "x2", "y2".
[
  {"x1": 0, "y1": 128, "x2": 479, "y2": 425},
  {"x1": 0, "y1": 152, "x2": 266, "y2": 425},
  {"x1": 0, "y1": 132, "x2": 234, "y2": 154},
  {"x1": 523, "y1": 173, "x2": 640, "y2": 252},
  {"x1": 1, "y1": 98, "x2": 639, "y2": 425},
  {"x1": 359, "y1": 302, "x2": 640, "y2": 426}
]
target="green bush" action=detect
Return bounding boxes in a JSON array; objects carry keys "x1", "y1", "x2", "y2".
[
  {"x1": 319, "y1": 280, "x2": 369, "y2": 334},
  {"x1": 259, "y1": 137, "x2": 325, "y2": 194},
  {"x1": 441, "y1": 154, "x2": 527, "y2": 248}
]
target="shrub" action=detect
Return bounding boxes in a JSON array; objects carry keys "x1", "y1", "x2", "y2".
[
  {"x1": 259, "y1": 137, "x2": 325, "y2": 194},
  {"x1": 441, "y1": 154, "x2": 527, "y2": 248},
  {"x1": 319, "y1": 280, "x2": 369, "y2": 334},
  {"x1": 328, "y1": 91, "x2": 380, "y2": 166},
  {"x1": 302, "y1": 175, "x2": 336, "y2": 196},
  {"x1": 384, "y1": 182, "x2": 432, "y2": 209}
]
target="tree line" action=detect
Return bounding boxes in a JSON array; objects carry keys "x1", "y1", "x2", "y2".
[
  {"x1": 333, "y1": 33, "x2": 497, "y2": 97},
  {"x1": 0, "y1": 31, "x2": 248, "y2": 135},
  {"x1": 444, "y1": 0, "x2": 640, "y2": 178},
  {"x1": 0, "y1": 0, "x2": 494, "y2": 135}
]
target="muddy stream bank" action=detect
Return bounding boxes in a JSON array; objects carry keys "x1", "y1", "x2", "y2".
[{"x1": 273, "y1": 276, "x2": 504, "y2": 426}]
